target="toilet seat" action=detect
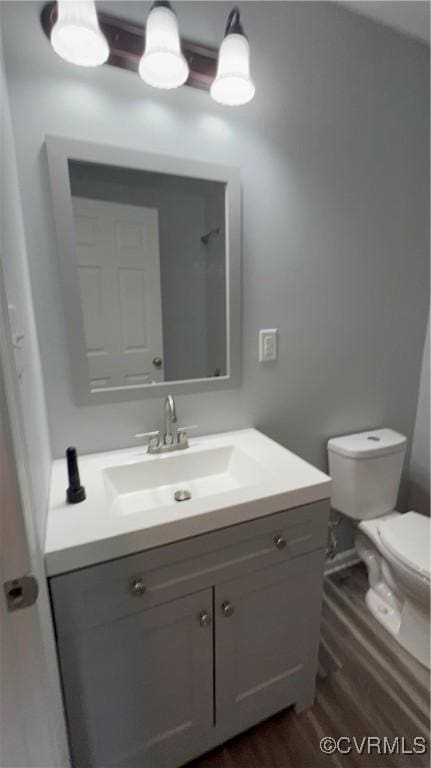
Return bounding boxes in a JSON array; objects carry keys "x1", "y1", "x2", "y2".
[{"x1": 378, "y1": 512, "x2": 430, "y2": 580}]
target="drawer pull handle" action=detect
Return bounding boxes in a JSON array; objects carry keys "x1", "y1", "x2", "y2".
[
  {"x1": 198, "y1": 610, "x2": 211, "y2": 627},
  {"x1": 222, "y1": 600, "x2": 234, "y2": 617},
  {"x1": 274, "y1": 535, "x2": 287, "y2": 550},
  {"x1": 130, "y1": 577, "x2": 146, "y2": 596}
]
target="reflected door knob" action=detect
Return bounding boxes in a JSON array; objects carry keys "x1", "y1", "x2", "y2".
[
  {"x1": 274, "y1": 535, "x2": 287, "y2": 550},
  {"x1": 152, "y1": 356, "x2": 163, "y2": 368},
  {"x1": 221, "y1": 600, "x2": 234, "y2": 617}
]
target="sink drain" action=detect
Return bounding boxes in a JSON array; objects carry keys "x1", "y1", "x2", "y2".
[{"x1": 174, "y1": 489, "x2": 192, "y2": 502}]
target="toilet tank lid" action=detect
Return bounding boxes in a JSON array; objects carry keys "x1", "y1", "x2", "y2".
[
  {"x1": 378, "y1": 512, "x2": 430, "y2": 578},
  {"x1": 327, "y1": 428, "x2": 406, "y2": 459}
]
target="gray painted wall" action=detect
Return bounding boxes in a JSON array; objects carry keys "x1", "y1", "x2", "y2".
[
  {"x1": 409, "y1": 315, "x2": 430, "y2": 516},
  {"x1": 1, "y1": 2, "x2": 429, "y2": 553},
  {"x1": 0, "y1": 28, "x2": 52, "y2": 546}
]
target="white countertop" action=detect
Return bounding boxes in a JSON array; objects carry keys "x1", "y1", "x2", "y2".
[{"x1": 45, "y1": 428, "x2": 331, "y2": 576}]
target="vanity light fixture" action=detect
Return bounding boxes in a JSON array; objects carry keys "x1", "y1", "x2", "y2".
[
  {"x1": 50, "y1": 0, "x2": 109, "y2": 67},
  {"x1": 139, "y1": 0, "x2": 189, "y2": 90},
  {"x1": 42, "y1": 2, "x2": 256, "y2": 104},
  {"x1": 210, "y1": 7, "x2": 255, "y2": 106}
]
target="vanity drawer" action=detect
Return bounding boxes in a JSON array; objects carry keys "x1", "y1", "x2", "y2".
[{"x1": 50, "y1": 500, "x2": 329, "y2": 634}]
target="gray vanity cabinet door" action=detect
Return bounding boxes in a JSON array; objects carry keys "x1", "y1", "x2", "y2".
[
  {"x1": 214, "y1": 551, "x2": 324, "y2": 734},
  {"x1": 58, "y1": 589, "x2": 214, "y2": 768}
]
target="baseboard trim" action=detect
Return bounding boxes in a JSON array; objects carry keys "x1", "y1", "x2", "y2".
[{"x1": 324, "y1": 547, "x2": 360, "y2": 575}]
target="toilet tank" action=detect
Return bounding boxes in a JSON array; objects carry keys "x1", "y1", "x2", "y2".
[{"x1": 327, "y1": 428, "x2": 406, "y2": 520}]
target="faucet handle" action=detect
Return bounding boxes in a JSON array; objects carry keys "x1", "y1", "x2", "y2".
[
  {"x1": 135, "y1": 430, "x2": 161, "y2": 450},
  {"x1": 176, "y1": 425, "x2": 198, "y2": 445}
]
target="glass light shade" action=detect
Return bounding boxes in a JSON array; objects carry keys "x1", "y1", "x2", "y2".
[
  {"x1": 51, "y1": 1, "x2": 109, "y2": 67},
  {"x1": 210, "y1": 33, "x2": 255, "y2": 106},
  {"x1": 139, "y1": 5, "x2": 189, "y2": 90}
]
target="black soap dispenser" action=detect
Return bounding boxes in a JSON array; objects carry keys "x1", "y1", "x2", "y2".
[{"x1": 66, "y1": 446, "x2": 86, "y2": 504}]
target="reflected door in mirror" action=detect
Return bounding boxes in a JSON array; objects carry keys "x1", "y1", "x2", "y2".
[{"x1": 72, "y1": 197, "x2": 164, "y2": 389}]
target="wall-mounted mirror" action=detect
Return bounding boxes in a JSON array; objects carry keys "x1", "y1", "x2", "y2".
[{"x1": 46, "y1": 138, "x2": 241, "y2": 403}]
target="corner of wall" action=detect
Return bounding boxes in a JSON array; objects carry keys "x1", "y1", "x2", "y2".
[{"x1": 408, "y1": 314, "x2": 430, "y2": 516}]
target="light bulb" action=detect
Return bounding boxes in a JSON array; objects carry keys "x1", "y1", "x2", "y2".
[
  {"x1": 211, "y1": 8, "x2": 255, "y2": 107},
  {"x1": 51, "y1": 1, "x2": 109, "y2": 67},
  {"x1": 139, "y1": 2, "x2": 189, "y2": 90}
]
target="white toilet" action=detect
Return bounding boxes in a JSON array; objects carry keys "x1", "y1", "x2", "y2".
[{"x1": 328, "y1": 428, "x2": 430, "y2": 669}]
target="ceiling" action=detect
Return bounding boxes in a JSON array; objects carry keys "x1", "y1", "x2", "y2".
[{"x1": 340, "y1": 1, "x2": 430, "y2": 44}]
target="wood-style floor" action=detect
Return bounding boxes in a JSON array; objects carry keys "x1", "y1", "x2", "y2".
[{"x1": 189, "y1": 564, "x2": 430, "y2": 768}]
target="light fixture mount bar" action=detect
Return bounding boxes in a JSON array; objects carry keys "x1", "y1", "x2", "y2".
[{"x1": 40, "y1": 2, "x2": 218, "y2": 90}]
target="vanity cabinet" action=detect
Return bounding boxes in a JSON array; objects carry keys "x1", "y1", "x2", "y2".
[
  {"x1": 55, "y1": 589, "x2": 215, "y2": 768},
  {"x1": 50, "y1": 500, "x2": 329, "y2": 768},
  {"x1": 214, "y1": 555, "x2": 323, "y2": 735}
]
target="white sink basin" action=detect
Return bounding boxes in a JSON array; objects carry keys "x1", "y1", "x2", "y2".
[
  {"x1": 45, "y1": 428, "x2": 331, "y2": 576},
  {"x1": 103, "y1": 444, "x2": 267, "y2": 516}
]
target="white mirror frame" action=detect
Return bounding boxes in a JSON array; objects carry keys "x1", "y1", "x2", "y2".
[{"x1": 46, "y1": 136, "x2": 241, "y2": 404}]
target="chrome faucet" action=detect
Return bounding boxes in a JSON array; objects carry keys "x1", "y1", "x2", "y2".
[
  {"x1": 135, "y1": 395, "x2": 198, "y2": 454},
  {"x1": 163, "y1": 395, "x2": 177, "y2": 445}
]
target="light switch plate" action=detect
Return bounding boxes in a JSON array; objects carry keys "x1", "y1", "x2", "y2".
[{"x1": 259, "y1": 329, "x2": 278, "y2": 362}]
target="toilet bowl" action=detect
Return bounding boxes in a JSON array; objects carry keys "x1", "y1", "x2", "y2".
[
  {"x1": 327, "y1": 428, "x2": 430, "y2": 669},
  {"x1": 356, "y1": 511, "x2": 430, "y2": 668}
]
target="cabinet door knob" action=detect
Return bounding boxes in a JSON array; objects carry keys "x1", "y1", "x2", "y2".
[
  {"x1": 274, "y1": 535, "x2": 287, "y2": 550},
  {"x1": 222, "y1": 600, "x2": 234, "y2": 617},
  {"x1": 130, "y1": 577, "x2": 146, "y2": 596},
  {"x1": 198, "y1": 610, "x2": 211, "y2": 627},
  {"x1": 152, "y1": 356, "x2": 163, "y2": 368}
]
